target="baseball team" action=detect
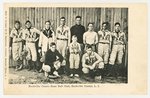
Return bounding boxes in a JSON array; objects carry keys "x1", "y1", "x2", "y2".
[{"x1": 9, "y1": 16, "x2": 127, "y2": 81}]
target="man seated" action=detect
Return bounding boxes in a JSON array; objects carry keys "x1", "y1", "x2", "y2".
[
  {"x1": 42, "y1": 42, "x2": 63, "y2": 78},
  {"x1": 82, "y1": 45, "x2": 104, "y2": 80}
]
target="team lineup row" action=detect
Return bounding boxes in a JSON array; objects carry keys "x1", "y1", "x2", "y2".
[{"x1": 9, "y1": 16, "x2": 127, "y2": 80}]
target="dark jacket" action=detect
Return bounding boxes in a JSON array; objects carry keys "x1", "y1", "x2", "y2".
[
  {"x1": 44, "y1": 49, "x2": 63, "y2": 66},
  {"x1": 70, "y1": 24, "x2": 85, "y2": 43}
]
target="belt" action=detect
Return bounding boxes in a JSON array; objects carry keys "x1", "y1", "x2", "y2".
[
  {"x1": 57, "y1": 38, "x2": 68, "y2": 40},
  {"x1": 113, "y1": 42, "x2": 124, "y2": 45},
  {"x1": 99, "y1": 42, "x2": 109, "y2": 44},
  {"x1": 13, "y1": 41, "x2": 22, "y2": 43},
  {"x1": 26, "y1": 41, "x2": 35, "y2": 43},
  {"x1": 86, "y1": 44, "x2": 96, "y2": 46},
  {"x1": 70, "y1": 52, "x2": 79, "y2": 54}
]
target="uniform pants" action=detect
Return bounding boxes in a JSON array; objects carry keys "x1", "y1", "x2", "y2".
[
  {"x1": 109, "y1": 45, "x2": 124, "y2": 65},
  {"x1": 98, "y1": 43, "x2": 110, "y2": 64},
  {"x1": 12, "y1": 42, "x2": 23, "y2": 66},
  {"x1": 26, "y1": 43, "x2": 37, "y2": 61},
  {"x1": 56, "y1": 40, "x2": 67, "y2": 58},
  {"x1": 69, "y1": 54, "x2": 80, "y2": 69},
  {"x1": 82, "y1": 62, "x2": 104, "y2": 74}
]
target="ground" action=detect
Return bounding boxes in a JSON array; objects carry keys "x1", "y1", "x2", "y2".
[{"x1": 9, "y1": 67, "x2": 127, "y2": 84}]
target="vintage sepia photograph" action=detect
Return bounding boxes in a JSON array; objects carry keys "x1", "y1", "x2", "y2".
[
  {"x1": 8, "y1": 7, "x2": 128, "y2": 84},
  {"x1": 3, "y1": 3, "x2": 147, "y2": 95}
]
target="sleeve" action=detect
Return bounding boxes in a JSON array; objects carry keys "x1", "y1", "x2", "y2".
[
  {"x1": 9, "y1": 30, "x2": 14, "y2": 47},
  {"x1": 83, "y1": 33, "x2": 86, "y2": 44},
  {"x1": 10, "y1": 30, "x2": 14, "y2": 38},
  {"x1": 95, "y1": 52, "x2": 103, "y2": 62},
  {"x1": 82, "y1": 54, "x2": 86, "y2": 67},
  {"x1": 52, "y1": 30, "x2": 56, "y2": 42},
  {"x1": 9, "y1": 37, "x2": 13, "y2": 47},
  {"x1": 44, "y1": 51, "x2": 50, "y2": 65},
  {"x1": 69, "y1": 44, "x2": 72, "y2": 53},
  {"x1": 38, "y1": 31, "x2": 43, "y2": 49},
  {"x1": 56, "y1": 50, "x2": 64, "y2": 62},
  {"x1": 55, "y1": 27, "x2": 59, "y2": 42},
  {"x1": 34, "y1": 28, "x2": 41, "y2": 35},
  {"x1": 123, "y1": 32, "x2": 127, "y2": 44},
  {"x1": 95, "y1": 33, "x2": 98, "y2": 44},
  {"x1": 67, "y1": 27, "x2": 71, "y2": 45},
  {"x1": 78, "y1": 43, "x2": 81, "y2": 52},
  {"x1": 70, "y1": 26, "x2": 74, "y2": 38},
  {"x1": 83, "y1": 26, "x2": 86, "y2": 33}
]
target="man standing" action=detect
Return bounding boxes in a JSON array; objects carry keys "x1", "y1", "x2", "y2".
[
  {"x1": 9, "y1": 21, "x2": 24, "y2": 71},
  {"x1": 43, "y1": 42, "x2": 63, "y2": 78},
  {"x1": 83, "y1": 22, "x2": 98, "y2": 52},
  {"x1": 23, "y1": 20, "x2": 40, "y2": 72},
  {"x1": 97, "y1": 22, "x2": 112, "y2": 66},
  {"x1": 109, "y1": 22, "x2": 127, "y2": 77},
  {"x1": 56, "y1": 17, "x2": 71, "y2": 73},
  {"x1": 82, "y1": 45, "x2": 104, "y2": 80},
  {"x1": 70, "y1": 16, "x2": 85, "y2": 55},
  {"x1": 38, "y1": 20, "x2": 55, "y2": 72}
]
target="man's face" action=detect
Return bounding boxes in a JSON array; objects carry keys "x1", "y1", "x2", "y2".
[
  {"x1": 26, "y1": 22, "x2": 32, "y2": 29},
  {"x1": 88, "y1": 24, "x2": 94, "y2": 31},
  {"x1": 102, "y1": 24, "x2": 107, "y2": 30},
  {"x1": 15, "y1": 23, "x2": 20, "y2": 30},
  {"x1": 86, "y1": 48, "x2": 92, "y2": 55},
  {"x1": 60, "y1": 19, "x2": 65, "y2": 25},
  {"x1": 115, "y1": 24, "x2": 120, "y2": 32},
  {"x1": 76, "y1": 18, "x2": 81, "y2": 25},
  {"x1": 45, "y1": 22, "x2": 50, "y2": 30},
  {"x1": 50, "y1": 45, "x2": 56, "y2": 52}
]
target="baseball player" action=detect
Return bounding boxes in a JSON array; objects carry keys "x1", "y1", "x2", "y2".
[
  {"x1": 82, "y1": 45, "x2": 104, "y2": 80},
  {"x1": 69, "y1": 35, "x2": 81, "y2": 77},
  {"x1": 108, "y1": 22, "x2": 127, "y2": 77},
  {"x1": 38, "y1": 20, "x2": 55, "y2": 72},
  {"x1": 22, "y1": 20, "x2": 40, "y2": 72},
  {"x1": 56, "y1": 17, "x2": 71, "y2": 74},
  {"x1": 83, "y1": 22, "x2": 98, "y2": 52},
  {"x1": 43, "y1": 42, "x2": 63, "y2": 78},
  {"x1": 9, "y1": 21, "x2": 24, "y2": 71},
  {"x1": 97, "y1": 22, "x2": 112, "y2": 66}
]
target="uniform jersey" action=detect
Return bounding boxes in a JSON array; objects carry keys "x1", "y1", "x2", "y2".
[
  {"x1": 83, "y1": 31, "x2": 98, "y2": 45},
  {"x1": 112, "y1": 31, "x2": 126, "y2": 45},
  {"x1": 23, "y1": 27, "x2": 40, "y2": 42},
  {"x1": 39, "y1": 28, "x2": 55, "y2": 52},
  {"x1": 10, "y1": 28, "x2": 23, "y2": 43},
  {"x1": 69, "y1": 42, "x2": 81, "y2": 54},
  {"x1": 56, "y1": 25, "x2": 71, "y2": 43},
  {"x1": 98, "y1": 30, "x2": 112, "y2": 44},
  {"x1": 82, "y1": 52, "x2": 103, "y2": 65}
]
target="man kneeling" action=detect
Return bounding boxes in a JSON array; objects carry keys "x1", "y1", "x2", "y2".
[
  {"x1": 42, "y1": 42, "x2": 63, "y2": 78},
  {"x1": 82, "y1": 45, "x2": 104, "y2": 80}
]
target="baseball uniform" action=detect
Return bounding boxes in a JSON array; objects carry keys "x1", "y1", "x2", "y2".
[
  {"x1": 97, "y1": 30, "x2": 112, "y2": 64},
  {"x1": 39, "y1": 27, "x2": 55, "y2": 56},
  {"x1": 109, "y1": 31, "x2": 126, "y2": 65},
  {"x1": 10, "y1": 28, "x2": 23, "y2": 66},
  {"x1": 23, "y1": 27, "x2": 40, "y2": 62},
  {"x1": 56, "y1": 25, "x2": 70, "y2": 65},
  {"x1": 82, "y1": 51, "x2": 104, "y2": 74},
  {"x1": 69, "y1": 42, "x2": 81, "y2": 69}
]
